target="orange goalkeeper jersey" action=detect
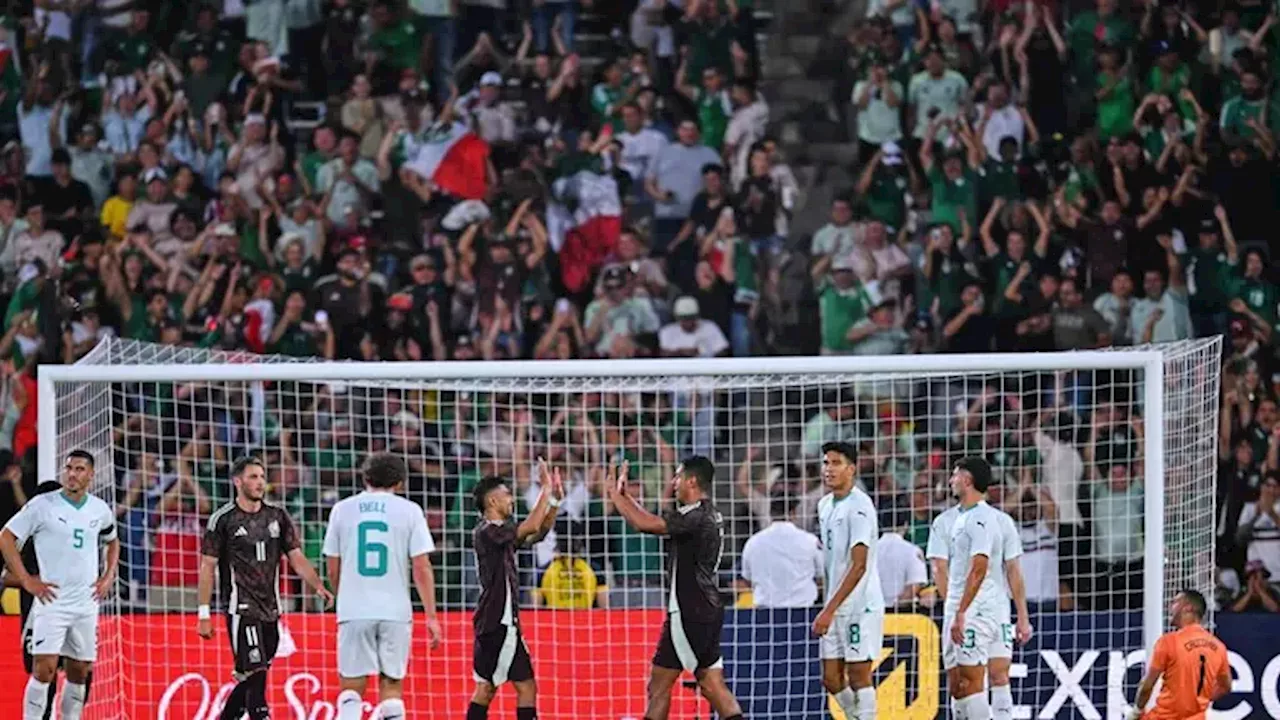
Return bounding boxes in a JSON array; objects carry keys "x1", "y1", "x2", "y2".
[{"x1": 1144, "y1": 624, "x2": 1229, "y2": 720}]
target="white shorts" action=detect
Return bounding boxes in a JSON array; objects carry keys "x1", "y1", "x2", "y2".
[
  {"x1": 27, "y1": 605, "x2": 98, "y2": 662},
  {"x1": 818, "y1": 611, "x2": 884, "y2": 664},
  {"x1": 337, "y1": 620, "x2": 412, "y2": 680},
  {"x1": 987, "y1": 615, "x2": 1014, "y2": 661},
  {"x1": 942, "y1": 612, "x2": 999, "y2": 669}
]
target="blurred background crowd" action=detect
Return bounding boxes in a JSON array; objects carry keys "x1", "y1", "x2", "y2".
[{"x1": 0, "y1": 0, "x2": 1271, "y2": 620}]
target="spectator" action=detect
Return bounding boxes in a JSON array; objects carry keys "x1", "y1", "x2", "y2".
[
  {"x1": 1228, "y1": 560, "x2": 1280, "y2": 612},
  {"x1": 1090, "y1": 453, "x2": 1144, "y2": 610},
  {"x1": 646, "y1": 119, "x2": 722, "y2": 257},
  {"x1": 739, "y1": 491, "x2": 823, "y2": 608},
  {"x1": 1238, "y1": 473, "x2": 1280, "y2": 581},
  {"x1": 583, "y1": 266, "x2": 660, "y2": 358},
  {"x1": 1130, "y1": 235, "x2": 1191, "y2": 343},
  {"x1": 852, "y1": 54, "x2": 904, "y2": 161},
  {"x1": 908, "y1": 44, "x2": 970, "y2": 145},
  {"x1": 658, "y1": 296, "x2": 729, "y2": 359},
  {"x1": 1052, "y1": 277, "x2": 1111, "y2": 350},
  {"x1": 876, "y1": 524, "x2": 927, "y2": 610}
]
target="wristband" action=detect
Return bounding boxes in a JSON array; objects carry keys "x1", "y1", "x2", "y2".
[
  {"x1": 548, "y1": 496, "x2": 562, "y2": 508},
  {"x1": 197, "y1": 605, "x2": 211, "y2": 620}
]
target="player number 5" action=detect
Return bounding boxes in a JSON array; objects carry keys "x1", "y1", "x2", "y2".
[
  {"x1": 357, "y1": 520, "x2": 389, "y2": 577},
  {"x1": 72, "y1": 528, "x2": 84, "y2": 549}
]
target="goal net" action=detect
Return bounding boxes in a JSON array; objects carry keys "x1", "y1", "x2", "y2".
[{"x1": 37, "y1": 337, "x2": 1220, "y2": 720}]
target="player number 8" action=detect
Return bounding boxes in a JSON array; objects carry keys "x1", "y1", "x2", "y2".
[
  {"x1": 848, "y1": 623, "x2": 861, "y2": 646},
  {"x1": 357, "y1": 520, "x2": 389, "y2": 577}
]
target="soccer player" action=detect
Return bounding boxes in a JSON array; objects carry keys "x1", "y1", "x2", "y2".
[
  {"x1": 1126, "y1": 589, "x2": 1230, "y2": 720},
  {"x1": 466, "y1": 461, "x2": 566, "y2": 720},
  {"x1": 812, "y1": 441, "x2": 885, "y2": 720},
  {"x1": 2, "y1": 480, "x2": 95, "y2": 720},
  {"x1": 941, "y1": 457, "x2": 1007, "y2": 720},
  {"x1": 197, "y1": 456, "x2": 333, "y2": 720},
  {"x1": 324, "y1": 453, "x2": 445, "y2": 720},
  {"x1": 927, "y1": 473, "x2": 1033, "y2": 720},
  {"x1": 0, "y1": 450, "x2": 118, "y2": 720},
  {"x1": 609, "y1": 457, "x2": 746, "y2": 720}
]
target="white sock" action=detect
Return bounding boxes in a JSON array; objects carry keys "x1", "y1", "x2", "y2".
[
  {"x1": 855, "y1": 687, "x2": 877, "y2": 720},
  {"x1": 24, "y1": 678, "x2": 50, "y2": 720},
  {"x1": 991, "y1": 683, "x2": 1013, "y2": 720},
  {"x1": 375, "y1": 698, "x2": 405, "y2": 720},
  {"x1": 62, "y1": 682, "x2": 87, "y2": 720},
  {"x1": 336, "y1": 689, "x2": 364, "y2": 720},
  {"x1": 834, "y1": 687, "x2": 858, "y2": 718},
  {"x1": 956, "y1": 692, "x2": 991, "y2": 720}
]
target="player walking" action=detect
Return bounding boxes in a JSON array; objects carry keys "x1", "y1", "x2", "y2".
[
  {"x1": 942, "y1": 457, "x2": 1006, "y2": 720},
  {"x1": 324, "y1": 453, "x2": 444, "y2": 720},
  {"x1": 1127, "y1": 589, "x2": 1230, "y2": 720},
  {"x1": 812, "y1": 441, "x2": 885, "y2": 720},
  {"x1": 197, "y1": 456, "x2": 332, "y2": 720},
  {"x1": 466, "y1": 460, "x2": 565, "y2": 720},
  {"x1": 928, "y1": 473, "x2": 1033, "y2": 720},
  {"x1": 0, "y1": 450, "x2": 118, "y2": 720},
  {"x1": 609, "y1": 457, "x2": 746, "y2": 720}
]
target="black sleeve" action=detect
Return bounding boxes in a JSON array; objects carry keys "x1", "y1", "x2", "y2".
[
  {"x1": 200, "y1": 511, "x2": 225, "y2": 558},
  {"x1": 479, "y1": 521, "x2": 517, "y2": 550}
]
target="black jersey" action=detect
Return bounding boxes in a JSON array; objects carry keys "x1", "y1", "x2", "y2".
[
  {"x1": 664, "y1": 499, "x2": 725, "y2": 623},
  {"x1": 201, "y1": 500, "x2": 299, "y2": 622}
]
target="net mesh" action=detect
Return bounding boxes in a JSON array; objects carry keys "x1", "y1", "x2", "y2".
[{"x1": 49, "y1": 336, "x2": 1219, "y2": 720}]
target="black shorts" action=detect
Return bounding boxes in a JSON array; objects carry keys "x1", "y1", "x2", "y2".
[
  {"x1": 652, "y1": 614, "x2": 724, "y2": 672},
  {"x1": 226, "y1": 616, "x2": 280, "y2": 676},
  {"x1": 473, "y1": 626, "x2": 534, "y2": 686}
]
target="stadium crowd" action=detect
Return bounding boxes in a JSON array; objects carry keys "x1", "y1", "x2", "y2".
[{"x1": 0, "y1": 0, "x2": 1272, "y2": 620}]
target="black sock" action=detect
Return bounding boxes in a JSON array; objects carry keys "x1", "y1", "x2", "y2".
[
  {"x1": 218, "y1": 680, "x2": 248, "y2": 720},
  {"x1": 724, "y1": 715, "x2": 744, "y2": 720},
  {"x1": 466, "y1": 702, "x2": 490, "y2": 720},
  {"x1": 41, "y1": 679, "x2": 56, "y2": 720},
  {"x1": 244, "y1": 671, "x2": 270, "y2": 720},
  {"x1": 516, "y1": 708, "x2": 537, "y2": 720}
]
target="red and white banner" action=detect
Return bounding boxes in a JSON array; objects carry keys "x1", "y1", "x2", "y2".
[{"x1": 0, "y1": 611, "x2": 699, "y2": 720}]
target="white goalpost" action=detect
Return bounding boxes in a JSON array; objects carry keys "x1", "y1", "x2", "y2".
[{"x1": 36, "y1": 337, "x2": 1220, "y2": 720}]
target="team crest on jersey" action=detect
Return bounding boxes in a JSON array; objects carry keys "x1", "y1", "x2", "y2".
[
  {"x1": 248, "y1": 648, "x2": 261, "y2": 663},
  {"x1": 268, "y1": 521, "x2": 280, "y2": 538}
]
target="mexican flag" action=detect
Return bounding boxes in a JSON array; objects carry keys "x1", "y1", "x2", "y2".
[
  {"x1": 546, "y1": 154, "x2": 623, "y2": 294},
  {"x1": 402, "y1": 122, "x2": 490, "y2": 201}
]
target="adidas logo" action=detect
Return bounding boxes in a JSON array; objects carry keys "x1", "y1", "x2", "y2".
[{"x1": 235, "y1": 526, "x2": 248, "y2": 537}]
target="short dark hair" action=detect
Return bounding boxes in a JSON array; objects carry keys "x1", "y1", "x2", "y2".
[
  {"x1": 680, "y1": 456, "x2": 716, "y2": 494},
  {"x1": 955, "y1": 456, "x2": 994, "y2": 492},
  {"x1": 66, "y1": 449, "x2": 94, "y2": 468},
  {"x1": 769, "y1": 490, "x2": 798, "y2": 520},
  {"x1": 231, "y1": 455, "x2": 265, "y2": 479},
  {"x1": 1178, "y1": 588, "x2": 1207, "y2": 619},
  {"x1": 35, "y1": 480, "x2": 61, "y2": 496},
  {"x1": 364, "y1": 453, "x2": 407, "y2": 489},
  {"x1": 821, "y1": 441, "x2": 858, "y2": 464},
  {"x1": 474, "y1": 475, "x2": 509, "y2": 513}
]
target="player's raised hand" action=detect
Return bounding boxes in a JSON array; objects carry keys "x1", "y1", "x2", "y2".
[
  {"x1": 1016, "y1": 618, "x2": 1033, "y2": 645},
  {"x1": 617, "y1": 460, "x2": 631, "y2": 497},
  {"x1": 550, "y1": 467, "x2": 565, "y2": 500},
  {"x1": 23, "y1": 575, "x2": 57, "y2": 604},
  {"x1": 425, "y1": 615, "x2": 443, "y2": 650},
  {"x1": 197, "y1": 617, "x2": 213, "y2": 640}
]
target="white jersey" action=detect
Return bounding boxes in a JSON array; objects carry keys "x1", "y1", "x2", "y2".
[
  {"x1": 2, "y1": 492, "x2": 115, "y2": 614},
  {"x1": 323, "y1": 490, "x2": 436, "y2": 623},
  {"x1": 817, "y1": 488, "x2": 885, "y2": 616},
  {"x1": 943, "y1": 501, "x2": 1006, "y2": 618}
]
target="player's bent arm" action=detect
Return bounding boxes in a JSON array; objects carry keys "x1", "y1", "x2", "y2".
[
  {"x1": 957, "y1": 554, "x2": 989, "y2": 615},
  {"x1": 286, "y1": 548, "x2": 329, "y2": 595},
  {"x1": 197, "y1": 554, "x2": 218, "y2": 608},
  {"x1": 516, "y1": 488, "x2": 555, "y2": 543},
  {"x1": 325, "y1": 555, "x2": 341, "y2": 597},
  {"x1": 1005, "y1": 558, "x2": 1031, "y2": 628},
  {"x1": 1214, "y1": 667, "x2": 1232, "y2": 701},
  {"x1": 99, "y1": 537, "x2": 121, "y2": 588},
  {"x1": 1130, "y1": 666, "x2": 1162, "y2": 717},
  {"x1": 410, "y1": 552, "x2": 439, "y2": 617},
  {"x1": 931, "y1": 558, "x2": 949, "y2": 604},
  {"x1": 612, "y1": 489, "x2": 667, "y2": 535},
  {"x1": 0, "y1": 528, "x2": 31, "y2": 586},
  {"x1": 819, "y1": 543, "x2": 869, "y2": 616}
]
